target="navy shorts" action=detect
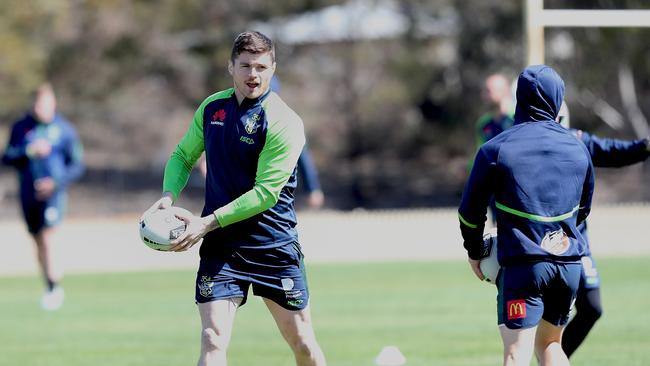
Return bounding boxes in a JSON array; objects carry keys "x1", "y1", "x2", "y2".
[
  {"x1": 195, "y1": 241, "x2": 309, "y2": 311},
  {"x1": 21, "y1": 193, "x2": 66, "y2": 234},
  {"x1": 579, "y1": 255, "x2": 600, "y2": 290},
  {"x1": 497, "y1": 261, "x2": 581, "y2": 329}
]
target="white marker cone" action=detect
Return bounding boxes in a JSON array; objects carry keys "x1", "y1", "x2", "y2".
[{"x1": 375, "y1": 345, "x2": 406, "y2": 366}]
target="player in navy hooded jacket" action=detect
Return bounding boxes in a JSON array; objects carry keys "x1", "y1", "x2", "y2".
[
  {"x1": 2, "y1": 83, "x2": 84, "y2": 311},
  {"x1": 562, "y1": 126, "x2": 650, "y2": 358},
  {"x1": 459, "y1": 65, "x2": 594, "y2": 366}
]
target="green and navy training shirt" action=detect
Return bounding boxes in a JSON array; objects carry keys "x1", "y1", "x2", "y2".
[
  {"x1": 163, "y1": 88, "x2": 305, "y2": 255},
  {"x1": 475, "y1": 112, "x2": 514, "y2": 148}
]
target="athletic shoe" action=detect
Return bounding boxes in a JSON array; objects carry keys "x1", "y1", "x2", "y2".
[{"x1": 41, "y1": 286, "x2": 64, "y2": 311}]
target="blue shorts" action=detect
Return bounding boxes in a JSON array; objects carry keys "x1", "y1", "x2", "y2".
[
  {"x1": 497, "y1": 261, "x2": 581, "y2": 329},
  {"x1": 21, "y1": 193, "x2": 66, "y2": 234},
  {"x1": 579, "y1": 255, "x2": 600, "y2": 290},
  {"x1": 195, "y1": 241, "x2": 309, "y2": 311}
]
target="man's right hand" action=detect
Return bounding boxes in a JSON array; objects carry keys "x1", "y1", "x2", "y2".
[
  {"x1": 468, "y1": 258, "x2": 485, "y2": 281},
  {"x1": 27, "y1": 139, "x2": 52, "y2": 158},
  {"x1": 140, "y1": 193, "x2": 173, "y2": 221}
]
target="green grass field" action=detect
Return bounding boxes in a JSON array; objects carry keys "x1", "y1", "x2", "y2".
[{"x1": 1, "y1": 257, "x2": 649, "y2": 366}]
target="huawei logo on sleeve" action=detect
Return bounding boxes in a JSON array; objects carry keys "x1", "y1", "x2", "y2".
[{"x1": 210, "y1": 109, "x2": 226, "y2": 126}]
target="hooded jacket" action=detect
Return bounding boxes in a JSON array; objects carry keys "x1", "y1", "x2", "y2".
[{"x1": 459, "y1": 65, "x2": 595, "y2": 266}]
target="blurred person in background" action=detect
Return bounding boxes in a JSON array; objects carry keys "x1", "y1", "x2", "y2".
[
  {"x1": 459, "y1": 65, "x2": 594, "y2": 366},
  {"x1": 475, "y1": 73, "x2": 515, "y2": 149},
  {"x1": 270, "y1": 75, "x2": 325, "y2": 210},
  {"x1": 557, "y1": 103, "x2": 650, "y2": 358},
  {"x1": 2, "y1": 83, "x2": 85, "y2": 311},
  {"x1": 472, "y1": 73, "x2": 515, "y2": 224},
  {"x1": 142, "y1": 31, "x2": 327, "y2": 366},
  {"x1": 296, "y1": 147, "x2": 324, "y2": 209}
]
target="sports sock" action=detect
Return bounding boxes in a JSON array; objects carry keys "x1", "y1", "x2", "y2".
[{"x1": 46, "y1": 279, "x2": 58, "y2": 292}]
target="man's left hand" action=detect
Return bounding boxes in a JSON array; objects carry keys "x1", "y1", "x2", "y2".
[{"x1": 169, "y1": 213, "x2": 219, "y2": 252}]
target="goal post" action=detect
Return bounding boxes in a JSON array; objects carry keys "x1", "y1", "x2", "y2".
[{"x1": 525, "y1": 0, "x2": 650, "y2": 65}]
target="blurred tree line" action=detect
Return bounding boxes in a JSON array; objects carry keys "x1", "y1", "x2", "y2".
[{"x1": 1, "y1": 0, "x2": 649, "y2": 214}]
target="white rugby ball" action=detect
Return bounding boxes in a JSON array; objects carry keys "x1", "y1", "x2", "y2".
[
  {"x1": 139, "y1": 206, "x2": 192, "y2": 251},
  {"x1": 480, "y1": 231, "x2": 500, "y2": 284}
]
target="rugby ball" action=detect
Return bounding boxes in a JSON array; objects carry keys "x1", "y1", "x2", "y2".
[
  {"x1": 139, "y1": 206, "x2": 192, "y2": 251},
  {"x1": 480, "y1": 231, "x2": 500, "y2": 284}
]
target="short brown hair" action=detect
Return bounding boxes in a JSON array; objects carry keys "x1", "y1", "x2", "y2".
[{"x1": 230, "y1": 31, "x2": 275, "y2": 63}]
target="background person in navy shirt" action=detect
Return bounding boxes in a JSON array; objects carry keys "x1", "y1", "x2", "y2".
[
  {"x1": 557, "y1": 104, "x2": 650, "y2": 359},
  {"x1": 2, "y1": 83, "x2": 84, "y2": 311}
]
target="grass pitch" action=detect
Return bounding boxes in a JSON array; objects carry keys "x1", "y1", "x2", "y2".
[{"x1": 1, "y1": 257, "x2": 649, "y2": 366}]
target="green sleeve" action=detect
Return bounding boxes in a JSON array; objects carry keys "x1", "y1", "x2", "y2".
[
  {"x1": 213, "y1": 112, "x2": 305, "y2": 227},
  {"x1": 162, "y1": 105, "x2": 205, "y2": 201}
]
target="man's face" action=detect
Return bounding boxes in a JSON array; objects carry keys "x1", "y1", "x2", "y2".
[
  {"x1": 481, "y1": 75, "x2": 509, "y2": 108},
  {"x1": 33, "y1": 89, "x2": 57, "y2": 123},
  {"x1": 229, "y1": 51, "x2": 275, "y2": 101}
]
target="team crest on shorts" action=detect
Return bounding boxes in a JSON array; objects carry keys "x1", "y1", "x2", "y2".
[
  {"x1": 507, "y1": 299, "x2": 527, "y2": 320},
  {"x1": 281, "y1": 277, "x2": 303, "y2": 306},
  {"x1": 44, "y1": 206, "x2": 59, "y2": 224},
  {"x1": 198, "y1": 276, "x2": 215, "y2": 297},
  {"x1": 281, "y1": 278, "x2": 295, "y2": 291}
]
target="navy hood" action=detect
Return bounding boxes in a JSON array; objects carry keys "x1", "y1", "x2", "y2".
[{"x1": 514, "y1": 65, "x2": 565, "y2": 124}]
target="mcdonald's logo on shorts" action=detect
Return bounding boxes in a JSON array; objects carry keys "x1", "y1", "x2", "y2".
[{"x1": 507, "y1": 299, "x2": 526, "y2": 320}]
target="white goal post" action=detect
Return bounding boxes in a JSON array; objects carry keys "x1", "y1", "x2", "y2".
[{"x1": 526, "y1": 0, "x2": 650, "y2": 65}]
